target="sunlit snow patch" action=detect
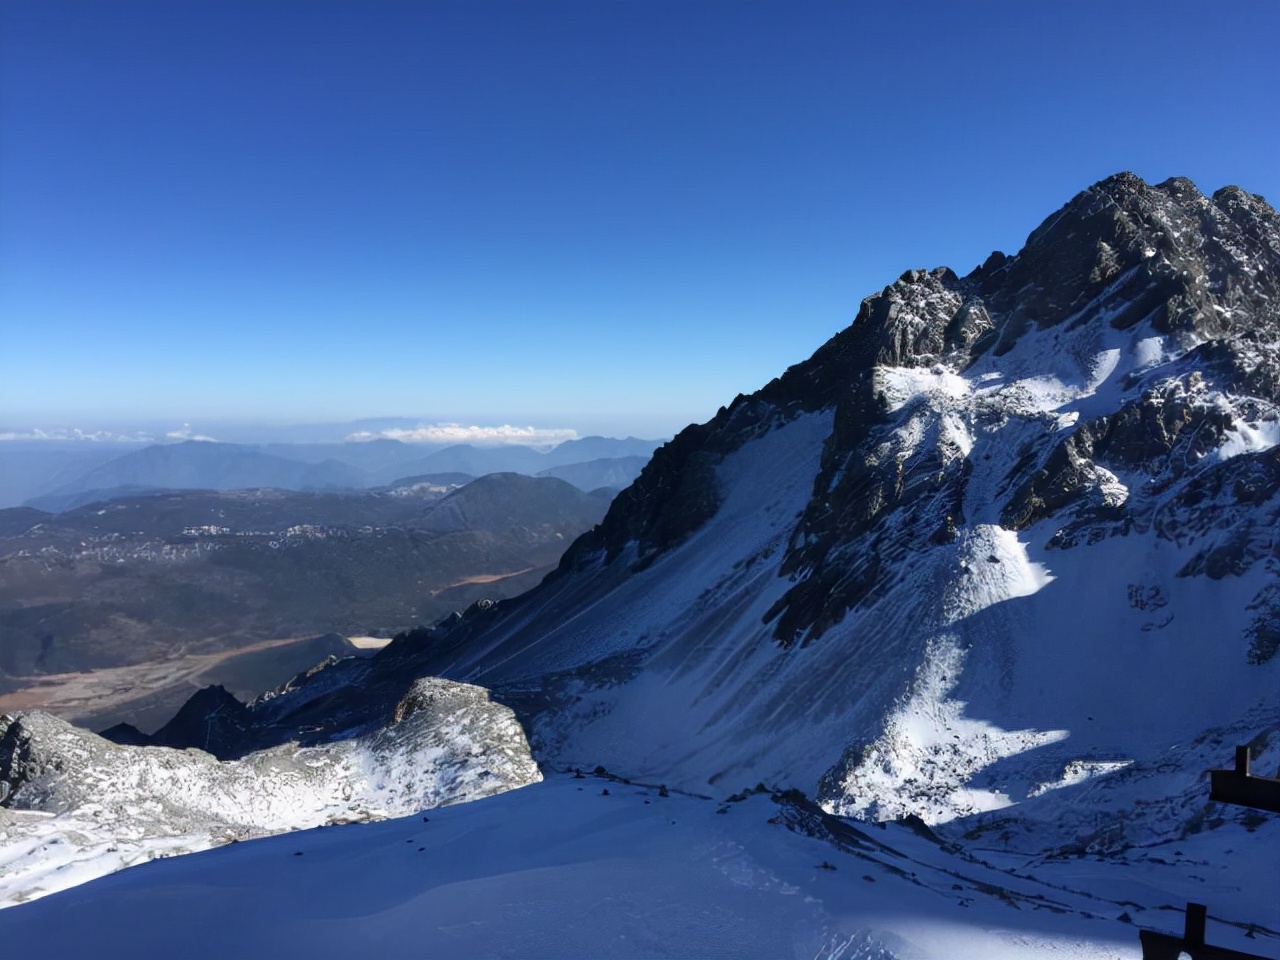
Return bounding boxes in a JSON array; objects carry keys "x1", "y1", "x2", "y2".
[
  {"x1": 826, "y1": 640, "x2": 1068, "y2": 825},
  {"x1": 1027, "y1": 759, "x2": 1134, "y2": 798},
  {"x1": 823, "y1": 526, "x2": 1068, "y2": 825},
  {"x1": 942, "y1": 525, "x2": 1055, "y2": 628},
  {"x1": 1132, "y1": 335, "x2": 1168, "y2": 370},
  {"x1": 1213, "y1": 418, "x2": 1280, "y2": 461},
  {"x1": 874, "y1": 365, "x2": 972, "y2": 413}
]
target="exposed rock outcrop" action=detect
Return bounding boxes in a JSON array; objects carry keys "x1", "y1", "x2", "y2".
[{"x1": 0, "y1": 676, "x2": 541, "y2": 905}]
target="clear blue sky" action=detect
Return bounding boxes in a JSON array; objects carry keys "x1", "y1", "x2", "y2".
[{"x1": 2, "y1": 0, "x2": 1277, "y2": 439}]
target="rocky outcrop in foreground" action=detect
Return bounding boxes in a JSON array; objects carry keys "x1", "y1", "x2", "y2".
[{"x1": 0, "y1": 677, "x2": 540, "y2": 905}]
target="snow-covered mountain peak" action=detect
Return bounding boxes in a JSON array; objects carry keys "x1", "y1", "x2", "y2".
[
  {"x1": 3, "y1": 175, "x2": 1277, "y2": 951},
  {"x1": 377, "y1": 172, "x2": 1279, "y2": 842}
]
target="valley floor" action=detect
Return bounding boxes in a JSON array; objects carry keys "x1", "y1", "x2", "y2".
[
  {"x1": 0, "y1": 633, "x2": 367, "y2": 733},
  {"x1": 2, "y1": 773, "x2": 1274, "y2": 959}
]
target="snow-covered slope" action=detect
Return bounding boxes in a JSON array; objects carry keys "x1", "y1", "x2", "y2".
[
  {"x1": 1, "y1": 774, "x2": 1275, "y2": 959},
  {"x1": 371, "y1": 175, "x2": 1280, "y2": 857},
  {"x1": 0, "y1": 678, "x2": 539, "y2": 905}
]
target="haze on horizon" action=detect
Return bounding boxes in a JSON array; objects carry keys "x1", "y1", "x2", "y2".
[
  {"x1": 0, "y1": 417, "x2": 647, "y2": 449},
  {"x1": 2, "y1": 0, "x2": 1277, "y2": 441}
]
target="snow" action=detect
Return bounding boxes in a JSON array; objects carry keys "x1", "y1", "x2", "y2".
[
  {"x1": 807, "y1": 302, "x2": 1278, "y2": 832},
  {"x1": 1213, "y1": 418, "x2": 1280, "y2": 461},
  {"x1": 367, "y1": 344, "x2": 1277, "y2": 852},
  {"x1": 1085, "y1": 347, "x2": 1121, "y2": 394},
  {"x1": 1132, "y1": 336, "x2": 1166, "y2": 371},
  {"x1": 346, "y1": 635, "x2": 392, "y2": 650},
  {"x1": 833, "y1": 636, "x2": 1069, "y2": 823},
  {"x1": 8, "y1": 773, "x2": 1264, "y2": 960},
  {"x1": 1026, "y1": 759, "x2": 1133, "y2": 798},
  {"x1": 943, "y1": 525, "x2": 1056, "y2": 623},
  {"x1": 420, "y1": 411, "x2": 847, "y2": 791},
  {"x1": 875, "y1": 365, "x2": 971, "y2": 413},
  {"x1": 0, "y1": 807, "x2": 215, "y2": 908},
  {"x1": 0, "y1": 678, "x2": 541, "y2": 908}
]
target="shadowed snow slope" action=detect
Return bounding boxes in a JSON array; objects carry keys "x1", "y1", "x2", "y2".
[{"x1": 1, "y1": 775, "x2": 1275, "y2": 960}]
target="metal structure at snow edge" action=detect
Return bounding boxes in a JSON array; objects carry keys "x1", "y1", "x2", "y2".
[{"x1": 1139, "y1": 745, "x2": 1280, "y2": 960}]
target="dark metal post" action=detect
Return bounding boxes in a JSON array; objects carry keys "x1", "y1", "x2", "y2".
[
  {"x1": 1140, "y1": 747, "x2": 1276, "y2": 960},
  {"x1": 1184, "y1": 902, "x2": 1206, "y2": 946}
]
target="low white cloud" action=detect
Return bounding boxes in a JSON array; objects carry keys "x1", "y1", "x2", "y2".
[
  {"x1": 346, "y1": 423, "x2": 579, "y2": 446},
  {"x1": 0, "y1": 427, "x2": 158, "y2": 443},
  {"x1": 166, "y1": 424, "x2": 218, "y2": 442}
]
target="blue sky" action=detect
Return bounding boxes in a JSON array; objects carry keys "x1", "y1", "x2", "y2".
[{"x1": 2, "y1": 0, "x2": 1277, "y2": 440}]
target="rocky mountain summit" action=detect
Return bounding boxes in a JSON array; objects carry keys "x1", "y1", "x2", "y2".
[
  {"x1": 390, "y1": 172, "x2": 1280, "y2": 841},
  {"x1": 570, "y1": 173, "x2": 1279, "y2": 644},
  {"x1": 2, "y1": 175, "x2": 1277, "y2": 940}
]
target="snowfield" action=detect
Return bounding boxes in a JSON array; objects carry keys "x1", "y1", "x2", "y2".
[{"x1": 0, "y1": 774, "x2": 1273, "y2": 959}]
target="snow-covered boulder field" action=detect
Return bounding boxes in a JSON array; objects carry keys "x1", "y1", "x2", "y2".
[{"x1": 0, "y1": 677, "x2": 540, "y2": 905}]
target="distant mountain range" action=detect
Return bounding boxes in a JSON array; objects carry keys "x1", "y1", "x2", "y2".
[
  {"x1": 34, "y1": 442, "x2": 368, "y2": 506},
  {"x1": 0, "y1": 441, "x2": 148, "y2": 510},
  {"x1": 537, "y1": 455, "x2": 650, "y2": 491},
  {"x1": 1, "y1": 436, "x2": 664, "y2": 510}
]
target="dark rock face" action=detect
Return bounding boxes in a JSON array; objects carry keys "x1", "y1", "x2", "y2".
[
  {"x1": 146, "y1": 685, "x2": 255, "y2": 760},
  {"x1": 572, "y1": 422, "x2": 723, "y2": 570},
  {"x1": 765, "y1": 175, "x2": 1279, "y2": 644},
  {"x1": 1247, "y1": 581, "x2": 1280, "y2": 665},
  {"x1": 97, "y1": 722, "x2": 150, "y2": 746},
  {"x1": 1166, "y1": 445, "x2": 1280, "y2": 581},
  {"x1": 982, "y1": 175, "x2": 1279, "y2": 345},
  {"x1": 554, "y1": 275, "x2": 922, "y2": 575},
  {"x1": 1002, "y1": 375, "x2": 1238, "y2": 532}
]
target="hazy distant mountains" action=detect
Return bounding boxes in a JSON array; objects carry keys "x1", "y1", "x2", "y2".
[
  {"x1": 0, "y1": 435, "x2": 663, "y2": 510},
  {"x1": 31, "y1": 443, "x2": 368, "y2": 510},
  {"x1": 0, "y1": 441, "x2": 148, "y2": 511},
  {"x1": 0, "y1": 432, "x2": 656, "y2": 731},
  {"x1": 537, "y1": 456, "x2": 650, "y2": 491}
]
